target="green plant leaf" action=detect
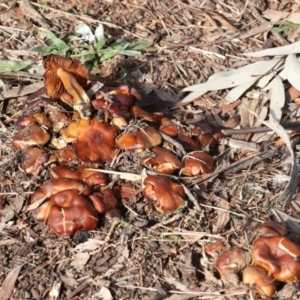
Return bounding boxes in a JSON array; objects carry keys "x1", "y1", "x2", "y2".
[
  {"x1": 33, "y1": 45, "x2": 56, "y2": 54},
  {"x1": 37, "y1": 29, "x2": 68, "y2": 49},
  {"x1": 0, "y1": 60, "x2": 32, "y2": 73},
  {"x1": 127, "y1": 39, "x2": 152, "y2": 50}
]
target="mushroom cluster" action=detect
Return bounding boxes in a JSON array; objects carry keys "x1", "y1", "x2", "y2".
[
  {"x1": 12, "y1": 54, "x2": 218, "y2": 235},
  {"x1": 211, "y1": 221, "x2": 300, "y2": 297}
]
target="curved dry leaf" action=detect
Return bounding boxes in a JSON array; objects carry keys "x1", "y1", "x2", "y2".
[
  {"x1": 180, "y1": 59, "x2": 281, "y2": 103},
  {"x1": 269, "y1": 76, "x2": 285, "y2": 121},
  {"x1": 225, "y1": 79, "x2": 257, "y2": 102},
  {"x1": 0, "y1": 265, "x2": 22, "y2": 300},
  {"x1": 285, "y1": 54, "x2": 300, "y2": 91},
  {"x1": 244, "y1": 41, "x2": 300, "y2": 57}
]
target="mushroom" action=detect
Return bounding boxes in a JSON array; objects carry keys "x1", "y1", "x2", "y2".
[
  {"x1": 176, "y1": 134, "x2": 201, "y2": 152},
  {"x1": 43, "y1": 54, "x2": 91, "y2": 119},
  {"x1": 251, "y1": 236, "x2": 300, "y2": 281},
  {"x1": 46, "y1": 189, "x2": 99, "y2": 236},
  {"x1": 243, "y1": 265, "x2": 276, "y2": 297},
  {"x1": 131, "y1": 105, "x2": 164, "y2": 122},
  {"x1": 142, "y1": 146, "x2": 182, "y2": 174},
  {"x1": 61, "y1": 118, "x2": 117, "y2": 163},
  {"x1": 12, "y1": 123, "x2": 51, "y2": 149},
  {"x1": 16, "y1": 113, "x2": 52, "y2": 129},
  {"x1": 50, "y1": 166, "x2": 107, "y2": 186},
  {"x1": 216, "y1": 248, "x2": 247, "y2": 277},
  {"x1": 30, "y1": 178, "x2": 92, "y2": 204},
  {"x1": 21, "y1": 147, "x2": 49, "y2": 175},
  {"x1": 205, "y1": 241, "x2": 227, "y2": 259},
  {"x1": 116, "y1": 126, "x2": 162, "y2": 150},
  {"x1": 143, "y1": 175, "x2": 185, "y2": 212},
  {"x1": 88, "y1": 189, "x2": 118, "y2": 214},
  {"x1": 254, "y1": 221, "x2": 286, "y2": 238},
  {"x1": 181, "y1": 151, "x2": 214, "y2": 176},
  {"x1": 159, "y1": 118, "x2": 179, "y2": 137}
]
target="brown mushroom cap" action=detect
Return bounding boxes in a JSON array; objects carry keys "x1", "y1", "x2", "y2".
[
  {"x1": 252, "y1": 236, "x2": 300, "y2": 281},
  {"x1": 30, "y1": 178, "x2": 92, "y2": 204},
  {"x1": 159, "y1": 118, "x2": 179, "y2": 137},
  {"x1": 254, "y1": 221, "x2": 286, "y2": 238},
  {"x1": 88, "y1": 189, "x2": 118, "y2": 214},
  {"x1": 205, "y1": 241, "x2": 227, "y2": 259},
  {"x1": 143, "y1": 175, "x2": 185, "y2": 212},
  {"x1": 61, "y1": 118, "x2": 117, "y2": 163},
  {"x1": 216, "y1": 248, "x2": 247, "y2": 276},
  {"x1": 50, "y1": 166, "x2": 107, "y2": 186},
  {"x1": 12, "y1": 123, "x2": 51, "y2": 149},
  {"x1": 116, "y1": 126, "x2": 162, "y2": 150},
  {"x1": 131, "y1": 105, "x2": 164, "y2": 122},
  {"x1": 21, "y1": 147, "x2": 49, "y2": 175},
  {"x1": 43, "y1": 54, "x2": 91, "y2": 119},
  {"x1": 46, "y1": 189, "x2": 99, "y2": 236},
  {"x1": 181, "y1": 151, "x2": 214, "y2": 176},
  {"x1": 142, "y1": 146, "x2": 182, "y2": 174},
  {"x1": 243, "y1": 265, "x2": 276, "y2": 297},
  {"x1": 176, "y1": 134, "x2": 201, "y2": 152}
]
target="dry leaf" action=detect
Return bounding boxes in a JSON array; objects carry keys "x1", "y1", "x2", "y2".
[
  {"x1": 70, "y1": 252, "x2": 90, "y2": 271},
  {"x1": 93, "y1": 286, "x2": 113, "y2": 300},
  {"x1": 0, "y1": 265, "x2": 22, "y2": 300}
]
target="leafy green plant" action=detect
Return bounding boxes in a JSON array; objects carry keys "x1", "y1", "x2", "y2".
[
  {"x1": 271, "y1": 20, "x2": 300, "y2": 33},
  {"x1": 33, "y1": 23, "x2": 152, "y2": 69}
]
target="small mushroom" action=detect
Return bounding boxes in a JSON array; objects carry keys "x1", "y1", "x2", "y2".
[
  {"x1": 61, "y1": 118, "x2": 117, "y2": 163},
  {"x1": 205, "y1": 241, "x2": 227, "y2": 259},
  {"x1": 13, "y1": 123, "x2": 51, "y2": 149},
  {"x1": 159, "y1": 118, "x2": 179, "y2": 137},
  {"x1": 116, "y1": 126, "x2": 162, "y2": 150},
  {"x1": 142, "y1": 146, "x2": 182, "y2": 174},
  {"x1": 216, "y1": 248, "x2": 247, "y2": 277},
  {"x1": 243, "y1": 265, "x2": 276, "y2": 297},
  {"x1": 254, "y1": 221, "x2": 285, "y2": 238},
  {"x1": 21, "y1": 147, "x2": 49, "y2": 175},
  {"x1": 43, "y1": 54, "x2": 91, "y2": 119},
  {"x1": 251, "y1": 236, "x2": 300, "y2": 281},
  {"x1": 50, "y1": 166, "x2": 107, "y2": 186},
  {"x1": 30, "y1": 178, "x2": 92, "y2": 205},
  {"x1": 143, "y1": 175, "x2": 185, "y2": 212},
  {"x1": 131, "y1": 105, "x2": 164, "y2": 122},
  {"x1": 46, "y1": 189, "x2": 99, "y2": 236},
  {"x1": 88, "y1": 189, "x2": 118, "y2": 214},
  {"x1": 17, "y1": 113, "x2": 52, "y2": 129},
  {"x1": 181, "y1": 151, "x2": 213, "y2": 176},
  {"x1": 176, "y1": 134, "x2": 201, "y2": 152}
]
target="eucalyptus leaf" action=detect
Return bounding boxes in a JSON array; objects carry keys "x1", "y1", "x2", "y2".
[
  {"x1": 0, "y1": 60, "x2": 32, "y2": 73},
  {"x1": 225, "y1": 79, "x2": 257, "y2": 102},
  {"x1": 269, "y1": 76, "x2": 285, "y2": 121},
  {"x1": 285, "y1": 53, "x2": 300, "y2": 91}
]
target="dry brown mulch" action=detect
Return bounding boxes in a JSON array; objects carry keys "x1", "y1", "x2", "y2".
[{"x1": 1, "y1": 1, "x2": 300, "y2": 299}]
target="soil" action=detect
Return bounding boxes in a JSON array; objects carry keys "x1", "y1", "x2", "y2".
[{"x1": 1, "y1": 0, "x2": 300, "y2": 299}]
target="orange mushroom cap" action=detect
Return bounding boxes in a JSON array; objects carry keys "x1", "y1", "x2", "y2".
[
  {"x1": 88, "y1": 189, "x2": 118, "y2": 214},
  {"x1": 159, "y1": 118, "x2": 179, "y2": 137},
  {"x1": 30, "y1": 178, "x2": 92, "y2": 204},
  {"x1": 21, "y1": 147, "x2": 49, "y2": 175},
  {"x1": 181, "y1": 151, "x2": 214, "y2": 176},
  {"x1": 254, "y1": 221, "x2": 286, "y2": 238},
  {"x1": 61, "y1": 118, "x2": 117, "y2": 163},
  {"x1": 12, "y1": 123, "x2": 51, "y2": 149},
  {"x1": 142, "y1": 146, "x2": 182, "y2": 174},
  {"x1": 43, "y1": 54, "x2": 91, "y2": 119},
  {"x1": 243, "y1": 265, "x2": 276, "y2": 297},
  {"x1": 252, "y1": 236, "x2": 300, "y2": 281},
  {"x1": 46, "y1": 189, "x2": 99, "y2": 236},
  {"x1": 116, "y1": 126, "x2": 162, "y2": 150},
  {"x1": 143, "y1": 175, "x2": 185, "y2": 212},
  {"x1": 216, "y1": 248, "x2": 247, "y2": 276}
]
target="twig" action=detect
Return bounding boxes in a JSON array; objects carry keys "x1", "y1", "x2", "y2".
[
  {"x1": 181, "y1": 184, "x2": 201, "y2": 211},
  {"x1": 160, "y1": 131, "x2": 186, "y2": 155},
  {"x1": 99, "y1": 220, "x2": 119, "y2": 253},
  {"x1": 222, "y1": 121, "x2": 300, "y2": 135}
]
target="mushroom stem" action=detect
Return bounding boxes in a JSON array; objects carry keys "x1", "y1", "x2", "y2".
[{"x1": 57, "y1": 68, "x2": 91, "y2": 119}]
